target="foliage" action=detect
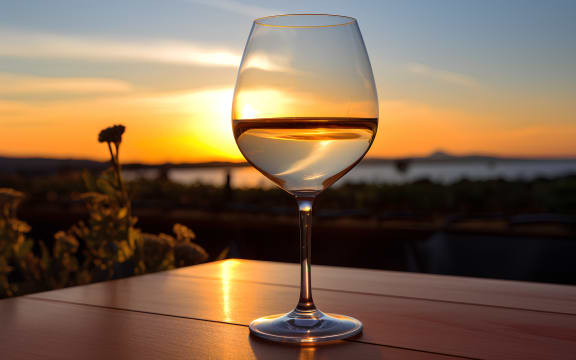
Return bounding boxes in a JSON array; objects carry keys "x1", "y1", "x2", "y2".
[
  {"x1": 51, "y1": 124, "x2": 208, "y2": 285},
  {"x1": 0, "y1": 125, "x2": 208, "y2": 298},
  {"x1": 0, "y1": 188, "x2": 45, "y2": 297}
]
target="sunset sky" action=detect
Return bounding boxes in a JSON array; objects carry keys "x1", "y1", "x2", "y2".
[{"x1": 1, "y1": 0, "x2": 575, "y2": 163}]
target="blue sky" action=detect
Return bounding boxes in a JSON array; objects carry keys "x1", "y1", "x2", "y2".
[{"x1": 1, "y1": 0, "x2": 575, "y2": 161}]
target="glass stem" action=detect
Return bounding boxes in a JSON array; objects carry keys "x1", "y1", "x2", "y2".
[{"x1": 295, "y1": 196, "x2": 317, "y2": 313}]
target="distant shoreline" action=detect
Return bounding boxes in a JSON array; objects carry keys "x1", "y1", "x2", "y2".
[{"x1": 2, "y1": 153, "x2": 576, "y2": 173}]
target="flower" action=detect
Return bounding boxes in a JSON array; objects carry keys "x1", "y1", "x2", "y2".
[{"x1": 98, "y1": 125, "x2": 125, "y2": 144}]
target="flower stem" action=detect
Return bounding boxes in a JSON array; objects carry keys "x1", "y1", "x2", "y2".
[{"x1": 112, "y1": 142, "x2": 131, "y2": 229}]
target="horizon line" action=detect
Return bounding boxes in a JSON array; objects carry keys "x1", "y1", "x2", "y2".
[{"x1": 2, "y1": 152, "x2": 576, "y2": 166}]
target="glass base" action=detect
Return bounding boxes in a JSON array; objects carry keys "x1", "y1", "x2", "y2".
[{"x1": 249, "y1": 309, "x2": 363, "y2": 344}]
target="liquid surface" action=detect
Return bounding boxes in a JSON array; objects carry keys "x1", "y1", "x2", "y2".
[{"x1": 233, "y1": 118, "x2": 377, "y2": 194}]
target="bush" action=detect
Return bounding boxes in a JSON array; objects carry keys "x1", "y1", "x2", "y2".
[{"x1": 0, "y1": 125, "x2": 209, "y2": 298}]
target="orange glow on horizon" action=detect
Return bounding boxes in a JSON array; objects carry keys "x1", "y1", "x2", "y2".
[
  {"x1": 2, "y1": 84, "x2": 576, "y2": 162},
  {"x1": 0, "y1": 87, "x2": 246, "y2": 163}
]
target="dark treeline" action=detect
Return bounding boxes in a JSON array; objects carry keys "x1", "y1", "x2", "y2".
[{"x1": 2, "y1": 172, "x2": 576, "y2": 217}]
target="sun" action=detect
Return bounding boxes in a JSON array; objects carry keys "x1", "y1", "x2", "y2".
[
  {"x1": 138, "y1": 87, "x2": 245, "y2": 162},
  {"x1": 183, "y1": 88, "x2": 244, "y2": 161},
  {"x1": 232, "y1": 89, "x2": 294, "y2": 119}
]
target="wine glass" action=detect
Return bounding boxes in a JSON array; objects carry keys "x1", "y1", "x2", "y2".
[{"x1": 232, "y1": 14, "x2": 378, "y2": 343}]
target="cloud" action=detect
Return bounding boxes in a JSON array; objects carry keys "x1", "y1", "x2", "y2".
[
  {"x1": 0, "y1": 73, "x2": 133, "y2": 95},
  {"x1": 0, "y1": 30, "x2": 242, "y2": 67},
  {"x1": 405, "y1": 62, "x2": 479, "y2": 88},
  {"x1": 242, "y1": 53, "x2": 292, "y2": 72},
  {"x1": 183, "y1": 0, "x2": 280, "y2": 17}
]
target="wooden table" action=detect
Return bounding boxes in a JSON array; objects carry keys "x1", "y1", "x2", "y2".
[{"x1": 1, "y1": 259, "x2": 575, "y2": 359}]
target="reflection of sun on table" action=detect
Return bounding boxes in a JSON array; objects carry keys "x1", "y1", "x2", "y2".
[
  {"x1": 299, "y1": 346, "x2": 316, "y2": 360},
  {"x1": 220, "y1": 259, "x2": 240, "y2": 322}
]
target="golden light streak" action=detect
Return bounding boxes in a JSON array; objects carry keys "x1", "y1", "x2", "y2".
[
  {"x1": 220, "y1": 259, "x2": 241, "y2": 322},
  {"x1": 298, "y1": 346, "x2": 316, "y2": 360}
]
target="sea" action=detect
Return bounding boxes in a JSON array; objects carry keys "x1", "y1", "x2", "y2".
[{"x1": 124, "y1": 159, "x2": 576, "y2": 189}]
